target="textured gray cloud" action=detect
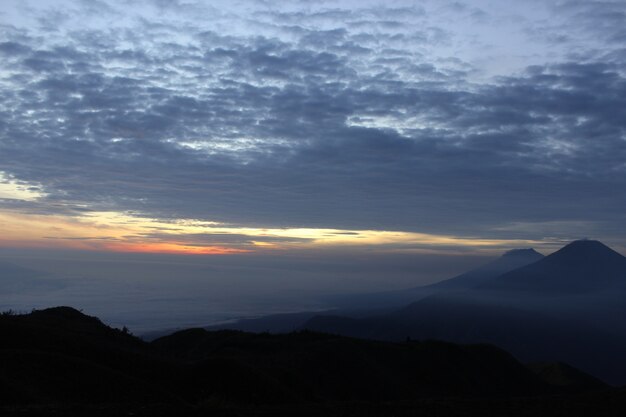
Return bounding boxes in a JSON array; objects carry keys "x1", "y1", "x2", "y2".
[
  {"x1": 0, "y1": 0, "x2": 625, "y2": 243},
  {"x1": 552, "y1": 1, "x2": 626, "y2": 44}
]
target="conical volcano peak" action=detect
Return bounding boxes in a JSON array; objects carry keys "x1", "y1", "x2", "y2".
[
  {"x1": 552, "y1": 239, "x2": 625, "y2": 262},
  {"x1": 563, "y1": 239, "x2": 610, "y2": 249},
  {"x1": 502, "y1": 248, "x2": 542, "y2": 258},
  {"x1": 482, "y1": 240, "x2": 626, "y2": 294}
]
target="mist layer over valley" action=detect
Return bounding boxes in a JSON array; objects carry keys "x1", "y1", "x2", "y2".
[{"x1": 0, "y1": 248, "x2": 488, "y2": 333}]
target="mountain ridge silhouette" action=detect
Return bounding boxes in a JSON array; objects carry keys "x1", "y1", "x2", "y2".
[
  {"x1": 303, "y1": 240, "x2": 626, "y2": 384},
  {"x1": 479, "y1": 239, "x2": 626, "y2": 293},
  {"x1": 308, "y1": 245, "x2": 545, "y2": 313},
  {"x1": 6, "y1": 306, "x2": 615, "y2": 415}
]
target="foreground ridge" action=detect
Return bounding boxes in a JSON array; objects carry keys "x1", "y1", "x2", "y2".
[{"x1": 1, "y1": 306, "x2": 623, "y2": 416}]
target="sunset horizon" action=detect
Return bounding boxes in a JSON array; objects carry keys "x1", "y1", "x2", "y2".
[{"x1": 1, "y1": 2, "x2": 626, "y2": 414}]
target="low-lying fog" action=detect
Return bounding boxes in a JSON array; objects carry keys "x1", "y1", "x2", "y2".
[{"x1": 0, "y1": 248, "x2": 487, "y2": 334}]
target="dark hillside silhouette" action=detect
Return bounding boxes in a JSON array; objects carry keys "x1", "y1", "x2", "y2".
[
  {"x1": 527, "y1": 362, "x2": 607, "y2": 391},
  {"x1": 153, "y1": 328, "x2": 548, "y2": 401},
  {"x1": 3, "y1": 306, "x2": 624, "y2": 416}
]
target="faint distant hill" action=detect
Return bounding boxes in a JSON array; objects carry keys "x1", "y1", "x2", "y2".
[
  {"x1": 429, "y1": 248, "x2": 545, "y2": 290},
  {"x1": 304, "y1": 240, "x2": 626, "y2": 385},
  {"x1": 325, "y1": 248, "x2": 544, "y2": 310},
  {"x1": 204, "y1": 311, "x2": 327, "y2": 334},
  {"x1": 3, "y1": 306, "x2": 621, "y2": 416},
  {"x1": 212, "y1": 247, "x2": 545, "y2": 334}
]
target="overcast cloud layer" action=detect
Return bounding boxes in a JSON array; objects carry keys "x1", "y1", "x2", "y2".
[{"x1": 1, "y1": 0, "x2": 625, "y2": 245}]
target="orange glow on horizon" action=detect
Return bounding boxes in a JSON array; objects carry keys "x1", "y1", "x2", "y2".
[
  {"x1": 0, "y1": 209, "x2": 549, "y2": 255},
  {"x1": 102, "y1": 242, "x2": 251, "y2": 255},
  {"x1": 0, "y1": 238, "x2": 249, "y2": 256}
]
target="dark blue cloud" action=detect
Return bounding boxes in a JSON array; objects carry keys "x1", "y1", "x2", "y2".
[{"x1": 0, "y1": 0, "x2": 625, "y2": 242}]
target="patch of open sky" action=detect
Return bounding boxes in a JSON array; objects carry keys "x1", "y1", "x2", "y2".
[
  {"x1": 175, "y1": 137, "x2": 293, "y2": 161},
  {"x1": 0, "y1": 171, "x2": 47, "y2": 201},
  {"x1": 346, "y1": 114, "x2": 447, "y2": 135}
]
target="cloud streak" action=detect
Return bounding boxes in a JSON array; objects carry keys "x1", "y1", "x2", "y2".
[{"x1": 0, "y1": 209, "x2": 548, "y2": 255}]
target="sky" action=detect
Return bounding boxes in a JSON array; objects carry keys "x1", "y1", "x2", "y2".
[
  {"x1": 1, "y1": 0, "x2": 625, "y2": 257},
  {"x1": 1, "y1": 0, "x2": 625, "y2": 330}
]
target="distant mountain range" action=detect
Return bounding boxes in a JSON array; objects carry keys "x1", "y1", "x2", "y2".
[
  {"x1": 210, "y1": 240, "x2": 626, "y2": 384},
  {"x1": 427, "y1": 248, "x2": 546, "y2": 291},
  {"x1": 303, "y1": 240, "x2": 626, "y2": 385},
  {"x1": 318, "y1": 247, "x2": 544, "y2": 310},
  {"x1": 1, "y1": 306, "x2": 622, "y2": 416},
  {"x1": 480, "y1": 240, "x2": 626, "y2": 293}
]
